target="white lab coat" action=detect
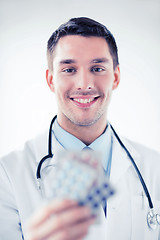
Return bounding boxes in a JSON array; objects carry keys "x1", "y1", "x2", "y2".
[{"x1": 0, "y1": 128, "x2": 160, "y2": 240}]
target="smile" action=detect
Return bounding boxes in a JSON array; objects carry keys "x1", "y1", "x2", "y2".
[
  {"x1": 73, "y1": 98, "x2": 95, "y2": 103},
  {"x1": 70, "y1": 96, "x2": 100, "y2": 108}
]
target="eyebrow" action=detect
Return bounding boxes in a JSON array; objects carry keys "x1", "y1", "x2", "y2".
[
  {"x1": 90, "y1": 58, "x2": 109, "y2": 64},
  {"x1": 59, "y1": 59, "x2": 77, "y2": 64},
  {"x1": 59, "y1": 57, "x2": 109, "y2": 65}
]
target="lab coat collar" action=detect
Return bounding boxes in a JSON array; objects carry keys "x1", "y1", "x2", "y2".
[
  {"x1": 110, "y1": 134, "x2": 141, "y2": 183},
  {"x1": 33, "y1": 125, "x2": 141, "y2": 183},
  {"x1": 40, "y1": 128, "x2": 141, "y2": 185}
]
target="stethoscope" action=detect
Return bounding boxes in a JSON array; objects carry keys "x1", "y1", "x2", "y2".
[{"x1": 36, "y1": 115, "x2": 160, "y2": 231}]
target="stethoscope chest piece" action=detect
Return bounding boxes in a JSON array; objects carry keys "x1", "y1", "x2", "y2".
[
  {"x1": 156, "y1": 214, "x2": 160, "y2": 225},
  {"x1": 147, "y1": 209, "x2": 160, "y2": 230}
]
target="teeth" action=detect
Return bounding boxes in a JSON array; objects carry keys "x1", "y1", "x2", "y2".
[{"x1": 73, "y1": 98, "x2": 94, "y2": 103}]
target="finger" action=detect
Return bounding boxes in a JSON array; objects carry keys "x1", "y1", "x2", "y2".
[
  {"x1": 27, "y1": 206, "x2": 92, "y2": 240},
  {"x1": 27, "y1": 199, "x2": 78, "y2": 228},
  {"x1": 44, "y1": 217, "x2": 95, "y2": 240}
]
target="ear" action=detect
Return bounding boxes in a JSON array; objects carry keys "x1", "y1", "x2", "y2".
[
  {"x1": 46, "y1": 69, "x2": 54, "y2": 92},
  {"x1": 112, "y1": 65, "x2": 120, "y2": 90}
]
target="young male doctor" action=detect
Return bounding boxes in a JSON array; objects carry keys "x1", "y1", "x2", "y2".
[{"x1": 0, "y1": 17, "x2": 160, "y2": 240}]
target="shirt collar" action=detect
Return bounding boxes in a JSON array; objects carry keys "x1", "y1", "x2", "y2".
[
  {"x1": 52, "y1": 119, "x2": 86, "y2": 150},
  {"x1": 52, "y1": 119, "x2": 112, "y2": 170}
]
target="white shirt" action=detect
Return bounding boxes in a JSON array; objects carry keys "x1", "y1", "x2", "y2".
[{"x1": 53, "y1": 119, "x2": 112, "y2": 171}]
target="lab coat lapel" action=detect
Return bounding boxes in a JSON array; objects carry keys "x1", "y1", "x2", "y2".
[
  {"x1": 106, "y1": 134, "x2": 142, "y2": 239},
  {"x1": 110, "y1": 134, "x2": 132, "y2": 183},
  {"x1": 107, "y1": 134, "x2": 159, "y2": 240}
]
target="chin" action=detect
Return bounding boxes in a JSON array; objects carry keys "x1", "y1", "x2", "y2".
[{"x1": 71, "y1": 115, "x2": 102, "y2": 127}]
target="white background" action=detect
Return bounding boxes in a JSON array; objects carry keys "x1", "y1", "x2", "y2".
[{"x1": 0, "y1": 0, "x2": 160, "y2": 157}]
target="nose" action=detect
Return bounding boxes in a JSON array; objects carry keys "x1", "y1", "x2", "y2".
[{"x1": 76, "y1": 69, "x2": 94, "y2": 90}]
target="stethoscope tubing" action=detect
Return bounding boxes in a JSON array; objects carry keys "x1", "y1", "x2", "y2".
[
  {"x1": 36, "y1": 116, "x2": 56, "y2": 179},
  {"x1": 110, "y1": 124, "x2": 153, "y2": 209},
  {"x1": 36, "y1": 116, "x2": 154, "y2": 210}
]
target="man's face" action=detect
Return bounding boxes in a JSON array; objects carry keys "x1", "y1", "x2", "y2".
[{"x1": 47, "y1": 35, "x2": 120, "y2": 128}]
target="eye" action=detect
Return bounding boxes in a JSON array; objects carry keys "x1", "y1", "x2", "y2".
[
  {"x1": 91, "y1": 67, "x2": 105, "y2": 73},
  {"x1": 62, "y1": 68, "x2": 76, "y2": 73}
]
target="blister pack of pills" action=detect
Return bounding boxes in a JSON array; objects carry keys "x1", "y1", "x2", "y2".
[{"x1": 49, "y1": 150, "x2": 115, "y2": 216}]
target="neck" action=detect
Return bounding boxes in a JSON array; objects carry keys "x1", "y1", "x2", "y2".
[{"x1": 57, "y1": 116, "x2": 108, "y2": 145}]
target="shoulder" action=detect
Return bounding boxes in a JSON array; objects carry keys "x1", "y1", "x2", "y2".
[
  {"x1": 0, "y1": 130, "x2": 48, "y2": 172},
  {"x1": 122, "y1": 137, "x2": 160, "y2": 168},
  {"x1": 124, "y1": 138, "x2": 159, "y2": 158}
]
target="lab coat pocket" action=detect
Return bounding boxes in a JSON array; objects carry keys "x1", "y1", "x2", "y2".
[{"x1": 131, "y1": 195, "x2": 160, "y2": 240}]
